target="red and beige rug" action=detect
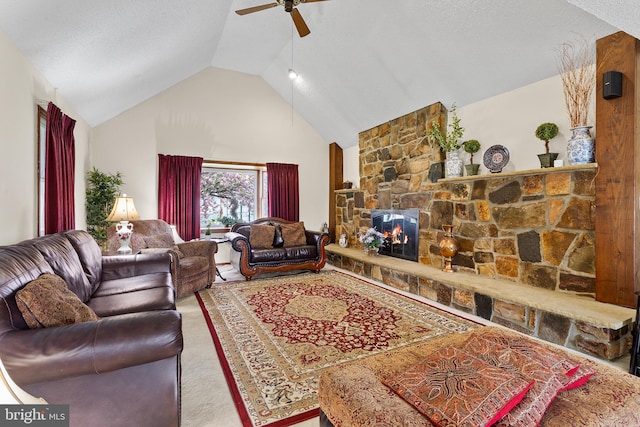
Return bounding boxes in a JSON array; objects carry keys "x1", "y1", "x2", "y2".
[{"x1": 196, "y1": 270, "x2": 480, "y2": 427}]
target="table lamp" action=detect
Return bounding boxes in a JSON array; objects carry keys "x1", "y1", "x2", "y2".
[{"x1": 106, "y1": 194, "x2": 140, "y2": 253}]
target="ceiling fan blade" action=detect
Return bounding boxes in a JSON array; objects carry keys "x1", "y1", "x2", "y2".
[
  {"x1": 291, "y1": 8, "x2": 311, "y2": 37},
  {"x1": 301, "y1": 0, "x2": 331, "y2": 3},
  {"x1": 235, "y1": 2, "x2": 279, "y2": 15}
]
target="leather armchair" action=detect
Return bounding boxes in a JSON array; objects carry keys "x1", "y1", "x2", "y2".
[{"x1": 107, "y1": 219, "x2": 218, "y2": 298}]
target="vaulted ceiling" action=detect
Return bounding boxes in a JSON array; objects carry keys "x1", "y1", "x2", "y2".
[{"x1": 0, "y1": 0, "x2": 636, "y2": 148}]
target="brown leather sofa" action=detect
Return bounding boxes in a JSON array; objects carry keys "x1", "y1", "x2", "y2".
[
  {"x1": 0, "y1": 230, "x2": 182, "y2": 427},
  {"x1": 107, "y1": 219, "x2": 217, "y2": 298},
  {"x1": 226, "y1": 217, "x2": 330, "y2": 280}
]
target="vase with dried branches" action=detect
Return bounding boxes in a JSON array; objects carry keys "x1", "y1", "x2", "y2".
[{"x1": 557, "y1": 36, "x2": 596, "y2": 164}]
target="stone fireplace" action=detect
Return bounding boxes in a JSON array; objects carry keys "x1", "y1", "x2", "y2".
[
  {"x1": 330, "y1": 102, "x2": 633, "y2": 361},
  {"x1": 335, "y1": 101, "x2": 596, "y2": 297}
]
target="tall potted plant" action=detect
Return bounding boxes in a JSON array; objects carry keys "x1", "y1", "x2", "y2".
[
  {"x1": 428, "y1": 105, "x2": 465, "y2": 178},
  {"x1": 535, "y1": 122, "x2": 559, "y2": 168},
  {"x1": 462, "y1": 139, "x2": 481, "y2": 175},
  {"x1": 86, "y1": 168, "x2": 123, "y2": 249},
  {"x1": 557, "y1": 36, "x2": 595, "y2": 164}
]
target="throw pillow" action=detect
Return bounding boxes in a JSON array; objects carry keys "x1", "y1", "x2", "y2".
[
  {"x1": 249, "y1": 224, "x2": 275, "y2": 249},
  {"x1": 461, "y1": 334, "x2": 565, "y2": 426},
  {"x1": 272, "y1": 224, "x2": 285, "y2": 248},
  {"x1": 473, "y1": 329, "x2": 595, "y2": 391},
  {"x1": 16, "y1": 273, "x2": 99, "y2": 329},
  {"x1": 383, "y1": 344, "x2": 534, "y2": 427},
  {"x1": 280, "y1": 222, "x2": 307, "y2": 247}
]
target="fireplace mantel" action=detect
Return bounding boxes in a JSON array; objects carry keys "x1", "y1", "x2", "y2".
[{"x1": 437, "y1": 163, "x2": 597, "y2": 183}]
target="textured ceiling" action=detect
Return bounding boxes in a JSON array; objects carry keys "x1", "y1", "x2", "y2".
[{"x1": 0, "y1": 0, "x2": 632, "y2": 148}]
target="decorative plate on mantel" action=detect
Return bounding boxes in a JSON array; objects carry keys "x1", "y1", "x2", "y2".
[{"x1": 483, "y1": 145, "x2": 510, "y2": 173}]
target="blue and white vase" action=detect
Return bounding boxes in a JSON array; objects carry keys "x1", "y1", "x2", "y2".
[
  {"x1": 444, "y1": 151, "x2": 464, "y2": 178},
  {"x1": 567, "y1": 126, "x2": 595, "y2": 165}
]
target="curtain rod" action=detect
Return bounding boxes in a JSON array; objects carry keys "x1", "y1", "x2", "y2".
[{"x1": 203, "y1": 159, "x2": 266, "y2": 168}]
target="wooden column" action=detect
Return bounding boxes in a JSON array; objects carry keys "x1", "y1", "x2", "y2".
[
  {"x1": 329, "y1": 142, "x2": 343, "y2": 243},
  {"x1": 595, "y1": 31, "x2": 640, "y2": 307}
]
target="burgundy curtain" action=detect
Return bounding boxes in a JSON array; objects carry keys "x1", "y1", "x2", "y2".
[
  {"x1": 44, "y1": 102, "x2": 76, "y2": 234},
  {"x1": 267, "y1": 163, "x2": 299, "y2": 221},
  {"x1": 158, "y1": 154, "x2": 203, "y2": 241}
]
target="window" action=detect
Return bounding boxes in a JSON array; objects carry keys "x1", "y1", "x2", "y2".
[
  {"x1": 200, "y1": 162, "x2": 267, "y2": 231},
  {"x1": 37, "y1": 105, "x2": 47, "y2": 236}
]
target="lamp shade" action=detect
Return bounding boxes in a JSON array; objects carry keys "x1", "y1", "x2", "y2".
[{"x1": 106, "y1": 194, "x2": 139, "y2": 222}]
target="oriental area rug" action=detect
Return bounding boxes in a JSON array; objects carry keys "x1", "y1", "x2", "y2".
[{"x1": 195, "y1": 270, "x2": 480, "y2": 427}]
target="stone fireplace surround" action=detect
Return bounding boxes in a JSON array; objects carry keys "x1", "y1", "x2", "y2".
[{"x1": 328, "y1": 102, "x2": 634, "y2": 361}]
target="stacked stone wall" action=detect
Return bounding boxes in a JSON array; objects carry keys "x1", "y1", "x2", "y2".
[{"x1": 336, "y1": 102, "x2": 596, "y2": 298}]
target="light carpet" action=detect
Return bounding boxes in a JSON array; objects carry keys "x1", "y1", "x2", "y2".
[{"x1": 195, "y1": 270, "x2": 481, "y2": 427}]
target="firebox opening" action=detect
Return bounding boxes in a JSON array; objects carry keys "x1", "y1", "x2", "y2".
[{"x1": 371, "y1": 209, "x2": 419, "y2": 262}]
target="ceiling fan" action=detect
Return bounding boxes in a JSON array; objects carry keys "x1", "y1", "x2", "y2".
[{"x1": 235, "y1": 0, "x2": 329, "y2": 38}]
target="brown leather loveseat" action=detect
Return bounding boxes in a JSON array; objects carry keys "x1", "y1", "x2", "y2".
[
  {"x1": 226, "y1": 217, "x2": 330, "y2": 280},
  {"x1": 0, "y1": 230, "x2": 182, "y2": 427}
]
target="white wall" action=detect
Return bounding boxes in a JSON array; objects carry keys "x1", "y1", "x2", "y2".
[
  {"x1": 344, "y1": 73, "x2": 596, "y2": 177},
  {"x1": 90, "y1": 67, "x2": 330, "y2": 232},
  {"x1": 0, "y1": 30, "x2": 91, "y2": 245}
]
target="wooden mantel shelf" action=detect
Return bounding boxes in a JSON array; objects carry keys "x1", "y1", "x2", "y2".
[
  {"x1": 438, "y1": 163, "x2": 598, "y2": 183},
  {"x1": 333, "y1": 164, "x2": 598, "y2": 193}
]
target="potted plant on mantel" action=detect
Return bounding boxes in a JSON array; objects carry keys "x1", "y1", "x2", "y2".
[
  {"x1": 462, "y1": 139, "x2": 481, "y2": 175},
  {"x1": 535, "y1": 122, "x2": 559, "y2": 168},
  {"x1": 428, "y1": 104, "x2": 465, "y2": 178}
]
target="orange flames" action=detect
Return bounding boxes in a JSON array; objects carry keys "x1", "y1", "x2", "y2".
[{"x1": 384, "y1": 224, "x2": 408, "y2": 245}]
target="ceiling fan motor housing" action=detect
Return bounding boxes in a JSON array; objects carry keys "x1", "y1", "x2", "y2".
[{"x1": 284, "y1": 0, "x2": 294, "y2": 12}]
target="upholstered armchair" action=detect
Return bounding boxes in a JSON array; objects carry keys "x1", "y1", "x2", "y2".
[{"x1": 107, "y1": 219, "x2": 217, "y2": 298}]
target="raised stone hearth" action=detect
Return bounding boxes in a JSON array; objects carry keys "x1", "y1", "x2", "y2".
[{"x1": 327, "y1": 245, "x2": 634, "y2": 361}]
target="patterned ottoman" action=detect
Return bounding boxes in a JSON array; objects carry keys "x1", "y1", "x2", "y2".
[{"x1": 319, "y1": 326, "x2": 640, "y2": 426}]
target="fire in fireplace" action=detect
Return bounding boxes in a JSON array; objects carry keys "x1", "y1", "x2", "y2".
[{"x1": 371, "y1": 209, "x2": 419, "y2": 261}]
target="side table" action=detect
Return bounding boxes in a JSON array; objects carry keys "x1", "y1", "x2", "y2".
[{"x1": 211, "y1": 237, "x2": 229, "y2": 281}]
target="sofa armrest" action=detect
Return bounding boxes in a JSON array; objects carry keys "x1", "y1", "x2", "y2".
[
  {"x1": 226, "y1": 231, "x2": 250, "y2": 252},
  {"x1": 101, "y1": 253, "x2": 172, "y2": 281},
  {"x1": 306, "y1": 231, "x2": 330, "y2": 252},
  {"x1": 0, "y1": 310, "x2": 182, "y2": 385},
  {"x1": 177, "y1": 240, "x2": 217, "y2": 259}
]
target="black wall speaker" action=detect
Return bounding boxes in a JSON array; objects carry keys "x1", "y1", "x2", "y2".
[{"x1": 603, "y1": 71, "x2": 623, "y2": 99}]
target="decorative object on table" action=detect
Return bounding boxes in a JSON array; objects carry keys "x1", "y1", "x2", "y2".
[
  {"x1": 359, "y1": 227, "x2": 384, "y2": 256},
  {"x1": 338, "y1": 233, "x2": 348, "y2": 248},
  {"x1": 85, "y1": 167, "x2": 123, "y2": 249},
  {"x1": 342, "y1": 180, "x2": 353, "y2": 189},
  {"x1": 483, "y1": 145, "x2": 510, "y2": 173},
  {"x1": 438, "y1": 225, "x2": 459, "y2": 273},
  {"x1": 557, "y1": 36, "x2": 596, "y2": 164},
  {"x1": 106, "y1": 194, "x2": 139, "y2": 253},
  {"x1": 462, "y1": 139, "x2": 481, "y2": 176},
  {"x1": 321, "y1": 222, "x2": 329, "y2": 234},
  {"x1": 535, "y1": 122, "x2": 560, "y2": 168},
  {"x1": 428, "y1": 161, "x2": 444, "y2": 182},
  {"x1": 427, "y1": 104, "x2": 465, "y2": 178},
  {"x1": 204, "y1": 223, "x2": 212, "y2": 240},
  {"x1": 567, "y1": 126, "x2": 595, "y2": 164}
]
